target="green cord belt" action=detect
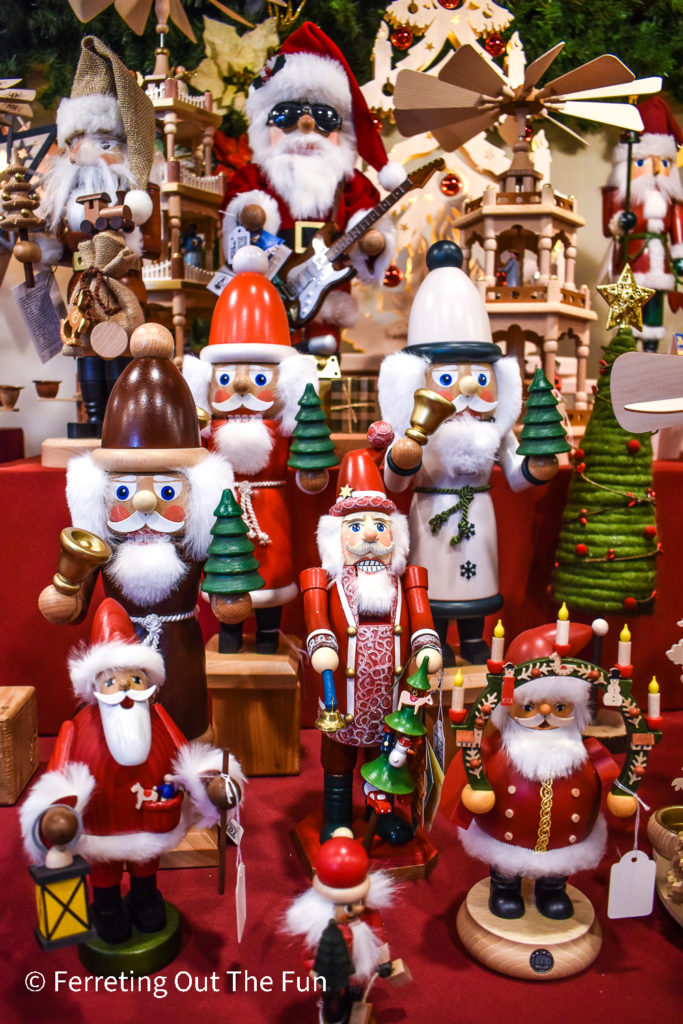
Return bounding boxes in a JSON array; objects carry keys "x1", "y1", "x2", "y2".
[{"x1": 414, "y1": 483, "x2": 491, "y2": 546}]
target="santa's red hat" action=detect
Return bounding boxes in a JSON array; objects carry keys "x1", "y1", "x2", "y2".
[
  {"x1": 312, "y1": 833, "x2": 371, "y2": 903},
  {"x1": 329, "y1": 448, "x2": 396, "y2": 517},
  {"x1": 246, "y1": 22, "x2": 405, "y2": 193},
  {"x1": 614, "y1": 95, "x2": 683, "y2": 162},
  {"x1": 68, "y1": 598, "x2": 165, "y2": 703},
  {"x1": 505, "y1": 621, "x2": 595, "y2": 664},
  {"x1": 201, "y1": 246, "x2": 294, "y2": 365}
]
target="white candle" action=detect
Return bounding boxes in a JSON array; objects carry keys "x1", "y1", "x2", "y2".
[
  {"x1": 491, "y1": 620, "x2": 505, "y2": 662},
  {"x1": 556, "y1": 602, "x2": 570, "y2": 645},
  {"x1": 451, "y1": 668, "x2": 465, "y2": 712},
  {"x1": 618, "y1": 623, "x2": 632, "y2": 666},
  {"x1": 648, "y1": 676, "x2": 661, "y2": 719}
]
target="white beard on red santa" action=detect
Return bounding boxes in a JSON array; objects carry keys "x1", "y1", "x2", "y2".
[
  {"x1": 259, "y1": 130, "x2": 356, "y2": 220},
  {"x1": 213, "y1": 415, "x2": 275, "y2": 475},
  {"x1": 496, "y1": 715, "x2": 588, "y2": 783},
  {"x1": 350, "y1": 562, "x2": 397, "y2": 617},
  {"x1": 94, "y1": 686, "x2": 155, "y2": 765},
  {"x1": 105, "y1": 535, "x2": 188, "y2": 605}
]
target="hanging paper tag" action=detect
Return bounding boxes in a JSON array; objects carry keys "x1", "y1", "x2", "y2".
[
  {"x1": 432, "y1": 718, "x2": 445, "y2": 772},
  {"x1": 235, "y1": 859, "x2": 246, "y2": 943},
  {"x1": 207, "y1": 265, "x2": 234, "y2": 296},
  {"x1": 12, "y1": 270, "x2": 65, "y2": 363},
  {"x1": 227, "y1": 225, "x2": 250, "y2": 263},
  {"x1": 607, "y1": 849, "x2": 656, "y2": 919},
  {"x1": 226, "y1": 817, "x2": 244, "y2": 846}
]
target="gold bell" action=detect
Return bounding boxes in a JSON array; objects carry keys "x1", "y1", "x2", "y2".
[
  {"x1": 406, "y1": 388, "x2": 456, "y2": 445},
  {"x1": 52, "y1": 527, "x2": 112, "y2": 595},
  {"x1": 314, "y1": 708, "x2": 354, "y2": 734}
]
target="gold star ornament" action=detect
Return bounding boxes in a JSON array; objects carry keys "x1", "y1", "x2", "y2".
[
  {"x1": 339, "y1": 485, "x2": 354, "y2": 499},
  {"x1": 597, "y1": 264, "x2": 655, "y2": 331}
]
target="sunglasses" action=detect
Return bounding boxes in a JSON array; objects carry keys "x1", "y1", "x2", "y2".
[{"x1": 266, "y1": 102, "x2": 342, "y2": 134}]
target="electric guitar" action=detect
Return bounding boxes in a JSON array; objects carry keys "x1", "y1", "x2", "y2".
[{"x1": 279, "y1": 158, "x2": 445, "y2": 329}]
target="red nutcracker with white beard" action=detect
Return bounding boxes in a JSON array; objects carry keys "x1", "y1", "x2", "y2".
[
  {"x1": 183, "y1": 246, "x2": 324, "y2": 654},
  {"x1": 222, "y1": 21, "x2": 404, "y2": 355},
  {"x1": 602, "y1": 95, "x2": 683, "y2": 351},
  {"x1": 38, "y1": 323, "x2": 234, "y2": 740},
  {"x1": 378, "y1": 242, "x2": 558, "y2": 666},
  {"x1": 300, "y1": 449, "x2": 441, "y2": 844},
  {"x1": 20, "y1": 599, "x2": 244, "y2": 948}
]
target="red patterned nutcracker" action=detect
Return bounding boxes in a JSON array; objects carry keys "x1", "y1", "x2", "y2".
[
  {"x1": 183, "y1": 247, "x2": 324, "y2": 653},
  {"x1": 20, "y1": 600, "x2": 244, "y2": 946},
  {"x1": 300, "y1": 449, "x2": 441, "y2": 843}
]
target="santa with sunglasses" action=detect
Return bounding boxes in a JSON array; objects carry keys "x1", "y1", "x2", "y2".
[{"x1": 222, "y1": 22, "x2": 405, "y2": 354}]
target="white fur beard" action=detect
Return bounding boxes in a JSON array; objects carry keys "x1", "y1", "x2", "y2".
[
  {"x1": 259, "y1": 135, "x2": 356, "y2": 220},
  {"x1": 610, "y1": 165, "x2": 683, "y2": 204},
  {"x1": 425, "y1": 414, "x2": 504, "y2": 478},
  {"x1": 38, "y1": 153, "x2": 136, "y2": 233},
  {"x1": 498, "y1": 717, "x2": 588, "y2": 782},
  {"x1": 98, "y1": 699, "x2": 152, "y2": 765},
  {"x1": 348, "y1": 918, "x2": 384, "y2": 982},
  {"x1": 105, "y1": 537, "x2": 188, "y2": 605},
  {"x1": 214, "y1": 417, "x2": 274, "y2": 475},
  {"x1": 353, "y1": 567, "x2": 396, "y2": 615}
]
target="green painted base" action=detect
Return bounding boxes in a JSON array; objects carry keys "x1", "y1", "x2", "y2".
[{"x1": 78, "y1": 902, "x2": 182, "y2": 977}]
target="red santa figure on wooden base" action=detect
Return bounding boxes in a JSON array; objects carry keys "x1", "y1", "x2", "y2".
[
  {"x1": 300, "y1": 449, "x2": 441, "y2": 845},
  {"x1": 222, "y1": 21, "x2": 404, "y2": 355},
  {"x1": 285, "y1": 830, "x2": 400, "y2": 1024},
  {"x1": 183, "y1": 246, "x2": 325, "y2": 654},
  {"x1": 20, "y1": 599, "x2": 244, "y2": 948},
  {"x1": 38, "y1": 323, "x2": 234, "y2": 740},
  {"x1": 602, "y1": 95, "x2": 683, "y2": 352}
]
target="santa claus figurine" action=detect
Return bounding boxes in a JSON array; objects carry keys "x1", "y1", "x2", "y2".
[
  {"x1": 602, "y1": 95, "x2": 683, "y2": 351},
  {"x1": 38, "y1": 323, "x2": 234, "y2": 740},
  {"x1": 183, "y1": 246, "x2": 325, "y2": 654},
  {"x1": 36, "y1": 36, "x2": 160, "y2": 437},
  {"x1": 285, "y1": 830, "x2": 398, "y2": 1024},
  {"x1": 20, "y1": 599, "x2": 244, "y2": 945},
  {"x1": 441, "y1": 618, "x2": 659, "y2": 922},
  {"x1": 222, "y1": 21, "x2": 404, "y2": 354},
  {"x1": 377, "y1": 241, "x2": 559, "y2": 666},
  {"x1": 300, "y1": 448, "x2": 441, "y2": 843}
]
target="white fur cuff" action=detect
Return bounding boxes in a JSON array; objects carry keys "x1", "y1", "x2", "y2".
[{"x1": 459, "y1": 814, "x2": 607, "y2": 878}]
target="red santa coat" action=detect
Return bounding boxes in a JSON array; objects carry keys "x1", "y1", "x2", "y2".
[
  {"x1": 302, "y1": 907, "x2": 389, "y2": 983},
  {"x1": 602, "y1": 185, "x2": 683, "y2": 310},
  {"x1": 300, "y1": 564, "x2": 438, "y2": 746},
  {"x1": 210, "y1": 418, "x2": 296, "y2": 605}
]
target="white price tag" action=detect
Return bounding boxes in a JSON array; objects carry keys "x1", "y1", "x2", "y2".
[
  {"x1": 226, "y1": 817, "x2": 244, "y2": 846},
  {"x1": 607, "y1": 849, "x2": 656, "y2": 919},
  {"x1": 235, "y1": 861, "x2": 246, "y2": 943},
  {"x1": 227, "y1": 225, "x2": 250, "y2": 263},
  {"x1": 207, "y1": 266, "x2": 234, "y2": 296},
  {"x1": 12, "y1": 270, "x2": 65, "y2": 363}
]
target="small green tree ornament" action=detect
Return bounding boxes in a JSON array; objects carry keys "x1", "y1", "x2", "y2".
[
  {"x1": 517, "y1": 368, "x2": 571, "y2": 457},
  {"x1": 287, "y1": 383, "x2": 337, "y2": 488},
  {"x1": 202, "y1": 489, "x2": 264, "y2": 652}
]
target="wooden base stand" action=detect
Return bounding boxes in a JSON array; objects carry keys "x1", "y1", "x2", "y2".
[
  {"x1": 456, "y1": 879, "x2": 601, "y2": 979},
  {"x1": 41, "y1": 437, "x2": 101, "y2": 467},
  {"x1": 206, "y1": 633, "x2": 301, "y2": 776},
  {"x1": 292, "y1": 812, "x2": 438, "y2": 881},
  {"x1": 160, "y1": 826, "x2": 218, "y2": 869},
  {"x1": 78, "y1": 902, "x2": 182, "y2": 976}
]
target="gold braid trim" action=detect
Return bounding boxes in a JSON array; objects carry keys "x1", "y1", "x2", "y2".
[{"x1": 535, "y1": 778, "x2": 553, "y2": 852}]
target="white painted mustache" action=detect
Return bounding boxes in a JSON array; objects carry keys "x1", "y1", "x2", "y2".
[
  {"x1": 108, "y1": 509, "x2": 184, "y2": 534},
  {"x1": 514, "y1": 711, "x2": 575, "y2": 728},
  {"x1": 453, "y1": 394, "x2": 497, "y2": 414},
  {"x1": 213, "y1": 392, "x2": 274, "y2": 413},
  {"x1": 346, "y1": 540, "x2": 394, "y2": 556},
  {"x1": 94, "y1": 685, "x2": 157, "y2": 706}
]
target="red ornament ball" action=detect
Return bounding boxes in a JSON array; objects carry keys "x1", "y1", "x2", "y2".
[
  {"x1": 391, "y1": 27, "x2": 413, "y2": 50},
  {"x1": 440, "y1": 172, "x2": 463, "y2": 197},
  {"x1": 579, "y1": 516, "x2": 587, "y2": 526},
  {"x1": 573, "y1": 448, "x2": 585, "y2": 461},
  {"x1": 643, "y1": 524, "x2": 657, "y2": 538},
  {"x1": 383, "y1": 263, "x2": 403, "y2": 288},
  {"x1": 627, "y1": 438, "x2": 641, "y2": 453},
  {"x1": 438, "y1": 0, "x2": 463, "y2": 9},
  {"x1": 575, "y1": 543, "x2": 589, "y2": 557},
  {"x1": 485, "y1": 33, "x2": 506, "y2": 58},
  {"x1": 606, "y1": 548, "x2": 615, "y2": 560},
  {"x1": 367, "y1": 420, "x2": 394, "y2": 451},
  {"x1": 576, "y1": 462, "x2": 586, "y2": 474},
  {"x1": 623, "y1": 596, "x2": 638, "y2": 610}
]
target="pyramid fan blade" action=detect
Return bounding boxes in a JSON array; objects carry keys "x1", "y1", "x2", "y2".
[
  {"x1": 67, "y1": 0, "x2": 113, "y2": 20},
  {"x1": 540, "y1": 111, "x2": 587, "y2": 145},
  {"x1": 395, "y1": 103, "x2": 488, "y2": 138},
  {"x1": 114, "y1": 0, "x2": 154, "y2": 36},
  {"x1": 548, "y1": 100, "x2": 644, "y2": 131},
  {"x1": 438, "y1": 45, "x2": 506, "y2": 97},
  {"x1": 434, "y1": 110, "x2": 500, "y2": 152},
  {"x1": 540, "y1": 55, "x2": 634, "y2": 99},
  {"x1": 0, "y1": 80, "x2": 22, "y2": 89},
  {"x1": 558, "y1": 76, "x2": 662, "y2": 102},
  {"x1": 395, "y1": 70, "x2": 483, "y2": 112},
  {"x1": 169, "y1": 0, "x2": 198, "y2": 41},
  {"x1": 522, "y1": 42, "x2": 565, "y2": 90}
]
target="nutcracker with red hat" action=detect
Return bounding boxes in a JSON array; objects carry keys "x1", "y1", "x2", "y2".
[
  {"x1": 183, "y1": 245, "x2": 331, "y2": 655},
  {"x1": 299, "y1": 448, "x2": 441, "y2": 847},
  {"x1": 285, "y1": 830, "x2": 408, "y2": 1024},
  {"x1": 377, "y1": 241, "x2": 561, "y2": 668},
  {"x1": 38, "y1": 323, "x2": 234, "y2": 740},
  {"x1": 222, "y1": 21, "x2": 404, "y2": 355},
  {"x1": 20, "y1": 599, "x2": 244, "y2": 967},
  {"x1": 440, "y1": 611, "x2": 661, "y2": 979},
  {"x1": 602, "y1": 95, "x2": 683, "y2": 351}
]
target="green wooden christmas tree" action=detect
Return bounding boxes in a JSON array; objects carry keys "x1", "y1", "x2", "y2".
[
  {"x1": 287, "y1": 383, "x2": 338, "y2": 472},
  {"x1": 552, "y1": 325, "x2": 658, "y2": 615},
  {"x1": 517, "y1": 368, "x2": 571, "y2": 457}
]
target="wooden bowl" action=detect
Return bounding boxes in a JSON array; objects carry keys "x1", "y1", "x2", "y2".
[
  {"x1": 0, "y1": 385, "x2": 23, "y2": 410},
  {"x1": 647, "y1": 805, "x2": 683, "y2": 860},
  {"x1": 33, "y1": 380, "x2": 61, "y2": 398}
]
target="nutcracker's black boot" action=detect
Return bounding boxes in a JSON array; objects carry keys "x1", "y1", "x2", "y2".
[
  {"x1": 374, "y1": 809, "x2": 415, "y2": 845},
  {"x1": 433, "y1": 617, "x2": 456, "y2": 668},
  {"x1": 457, "y1": 615, "x2": 490, "y2": 665},
  {"x1": 255, "y1": 605, "x2": 281, "y2": 654},
  {"x1": 127, "y1": 874, "x2": 167, "y2": 933},
  {"x1": 68, "y1": 356, "x2": 107, "y2": 439},
  {"x1": 534, "y1": 875, "x2": 573, "y2": 919},
  {"x1": 321, "y1": 772, "x2": 354, "y2": 842},
  {"x1": 91, "y1": 884, "x2": 132, "y2": 944},
  {"x1": 488, "y1": 868, "x2": 524, "y2": 919},
  {"x1": 218, "y1": 621, "x2": 243, "y2": 654}
]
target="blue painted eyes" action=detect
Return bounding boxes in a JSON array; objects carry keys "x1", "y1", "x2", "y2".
[
  {"x1": 160, "y1": 485, "x2": 176, "y2": 501},
  {"x1": 254, "y1": 373, "x2": 267, "y2": 387},
  {"x1": 478, "y1": 372, "x2": 488, "y2": 386},
  {"x1": 438, "y1": 373, "x2": 453, "y2": 386},
  {"x1": 350, "y1": 523, "x2": 361, "y2": 532},
  {"x1": 219, "y1": 372, "x2": 231, "y2": 386},
  {"x1": 116, "y1": 485, "x2": 129, "y2": 500},
  {"x1": 635, "y1": 158, "x2": 646, "y2": 167},
  {"x1": 376, "y1": 523, "x2": 385, "y2": 532}
]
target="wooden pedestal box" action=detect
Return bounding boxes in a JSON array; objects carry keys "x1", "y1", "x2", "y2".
[
  {"x1": 0, "y1": 686, "x2": 39, "y2": 804},
  {"x1": 205, "y1": 634, "x2": 301, "y2": 776}
]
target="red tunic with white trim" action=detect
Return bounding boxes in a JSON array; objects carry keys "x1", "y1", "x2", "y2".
[
  {"x1": 300, "y1": 564, "x2": 438, "y2": 746},
  {"x1": 210, "y1": 419, "x2": 295, "y2": 603}
]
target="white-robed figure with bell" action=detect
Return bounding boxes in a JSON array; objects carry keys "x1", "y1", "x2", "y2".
[{"x1": 377, "y1": 242, "x2": 559, "y2": 665}]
